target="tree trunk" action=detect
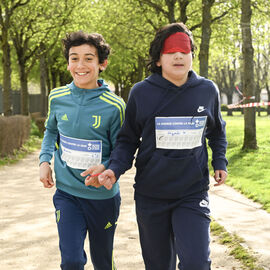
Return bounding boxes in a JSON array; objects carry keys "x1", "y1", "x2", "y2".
[
  {"x1": 18, "y1": 62, "x2": 29, "y2": 115},
  {"x1": 50, "y1": 67, "x2": 58, "y2": 90},
  {"x1": 255, "y1": 82, "x2": 261, "y2": 116},
  {"x1": 255, "y1": 53, "x2": 261, "y2": 116},
  {"x1": 136, "y1": 56, "x2": 145, "y2": 83},
  {"x1": 40, "y1": 53, "x2": 47, "y2": 117},
  {"x1": 45, "y1": 64, "x2": 51, "y2": 97},
  {"x1": 266, "y1": 82, "x2": 270, "y2": 115},
  {"x1": 199, "y1": 0, "x2": 215, "y2": 78},
  {"x1": 121, "y1": 86, "x2": 130, "y2": 103},
  {"x1": 165, "y1": 0, "x2": 176, "y2": 23},
  {"x1": 226, "y1": 93, "x2": 233, "y2": 116},
  {"x1": 178, "y1": 0, "x2": 189, "y2": 23},
  {"x1": 114, "y1": 83, "x2": 120, "y2": 96},
  {"x1": 1, "y1": 23, "x2": 12, "y2": 116},
  {"x1": 59, "y1": 71, "x2": 72, "y2": 86},
  {"x1": 241, "y1": 0, "x2": 257, "y2": 149}
]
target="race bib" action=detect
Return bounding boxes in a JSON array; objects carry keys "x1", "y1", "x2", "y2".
[
  {"x1": 60, "y1": 133, "x2": 102, "y2": 170},
  {"x1": 155, "y1": 116, "x2": 207, "y2": 149}
]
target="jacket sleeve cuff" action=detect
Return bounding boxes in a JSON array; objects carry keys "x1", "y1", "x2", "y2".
[
  {"x1": 212, "y1": 158, "x2": 228, "y2": 172},
  {"x1": 107, "y1": 164, "x2": 122, "y2": 181},
  {"x1": 101, "y1": 160, "x2": 109, "y2": 169},
  {"x1": 39, "y1": 154, "x2": 52, "y2": 166}
]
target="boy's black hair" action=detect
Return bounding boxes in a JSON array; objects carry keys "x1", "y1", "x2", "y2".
[
  {"x1": 62, "y1": 31, "x2": 111, "y2": 66},
  {"x1": 147, "y1": 22, "x2": 196, "y2": 74}
]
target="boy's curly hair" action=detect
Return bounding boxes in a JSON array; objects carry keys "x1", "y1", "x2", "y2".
[{"x1": 62, "y1": 31, "x2": 111, "y2": 66}]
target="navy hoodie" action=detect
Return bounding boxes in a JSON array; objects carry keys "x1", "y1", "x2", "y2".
[{"x1": 108, "y1": 71, "x2": 228, "y2": 199}]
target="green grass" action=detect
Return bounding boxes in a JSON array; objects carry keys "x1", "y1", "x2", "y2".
[
  {"x1": 222, "y1": 111, "x2": 270, "y2": 213},
  {"x1": 211, "y1": 220, "x2": 264, "y2": 270}
]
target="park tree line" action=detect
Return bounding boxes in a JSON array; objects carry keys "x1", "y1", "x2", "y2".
[{"x1": 0, "y1": 0, "x2": 269, "y2": 149}]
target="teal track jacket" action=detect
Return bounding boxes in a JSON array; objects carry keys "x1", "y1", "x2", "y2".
[{"x1": 39, "y1": 80, "x2": 125, "y2": 199}]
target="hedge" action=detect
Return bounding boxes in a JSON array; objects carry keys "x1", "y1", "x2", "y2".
[{"x1": 0, "y1": 115, "x2": 31, "y2": 157}]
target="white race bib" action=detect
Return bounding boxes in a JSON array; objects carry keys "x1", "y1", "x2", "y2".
[
  {"x1": 60, "y1": 133, "x2": 102, "y2": 169},
  {"x1": 155, "y1": 116, "x2": 207, "y2": 149}
]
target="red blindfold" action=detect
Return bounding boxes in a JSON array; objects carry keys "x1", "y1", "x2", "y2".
[{"x1": 162, "y1": 32, "x2": 191, "y2": 54}]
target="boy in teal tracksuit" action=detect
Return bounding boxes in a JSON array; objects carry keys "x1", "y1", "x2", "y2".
[{"x1": 39, "y1": 31, "x2": 125, "y2": 270}]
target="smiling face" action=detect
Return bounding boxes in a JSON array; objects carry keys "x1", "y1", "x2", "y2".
[
  {"x1": 156, "y1": 51, "x2": 192, "y2": 87},
  {"x1": 67, "y1": 44, "x2": 107, "y2": 89}
]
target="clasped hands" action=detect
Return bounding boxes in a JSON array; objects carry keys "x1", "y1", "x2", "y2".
[{"x1": 81, "y1": 165, "x2": 116, "y2": 190}]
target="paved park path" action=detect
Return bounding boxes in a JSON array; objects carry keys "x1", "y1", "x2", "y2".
[{"x1": 0, "y1": 150, "x2": 269, "y2": 269}]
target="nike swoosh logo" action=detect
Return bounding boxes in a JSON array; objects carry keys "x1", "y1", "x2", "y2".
[{"x1": 197, "y1": 107, "x2": 206, "y2": 113}]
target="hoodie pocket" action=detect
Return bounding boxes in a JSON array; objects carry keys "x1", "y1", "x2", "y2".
[{"x1": 135, "y1": 151, "x2": 203, "y2": 199}]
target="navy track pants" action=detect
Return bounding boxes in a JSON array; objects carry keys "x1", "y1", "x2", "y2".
[
  {"x1": 53, "y1": 189, "x2": 120, "y2": 270},
  {"x1": 135, "y1": 191, "x2": 211, "y2": 270}
]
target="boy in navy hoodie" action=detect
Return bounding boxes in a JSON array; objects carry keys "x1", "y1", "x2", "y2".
[
  {"x1": 97, "y1": 23, "x2": 228, "y2": 270},
  {"x1": 39, "y1": 31, "x2": 125, "y2": 270}
]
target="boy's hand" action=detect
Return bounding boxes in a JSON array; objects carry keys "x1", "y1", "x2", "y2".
[
  {"x1": 40, "y1": 162, "x2": 54, "y2": 188},
  {"x1": 81, "y1": 164, "x2": 105, "y2": 188},
  {"x1": 98, "y1": 169, "x2": 117, "y2": 190},
  {"x1": 213, "y1": 170, "x2": 227, "y2": 186}
]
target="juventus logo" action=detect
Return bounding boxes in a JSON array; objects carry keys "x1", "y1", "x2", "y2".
[{"x1": 92, "y1": 115, "x2": 101, "y2": 128}]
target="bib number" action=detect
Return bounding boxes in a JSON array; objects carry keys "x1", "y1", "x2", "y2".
[
  {"x1": 60, "y1": 133, "x2": 102, "y2": 169},
  {"x1": 155, "y1": 116, "x2": 207, "y2": 149}
]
